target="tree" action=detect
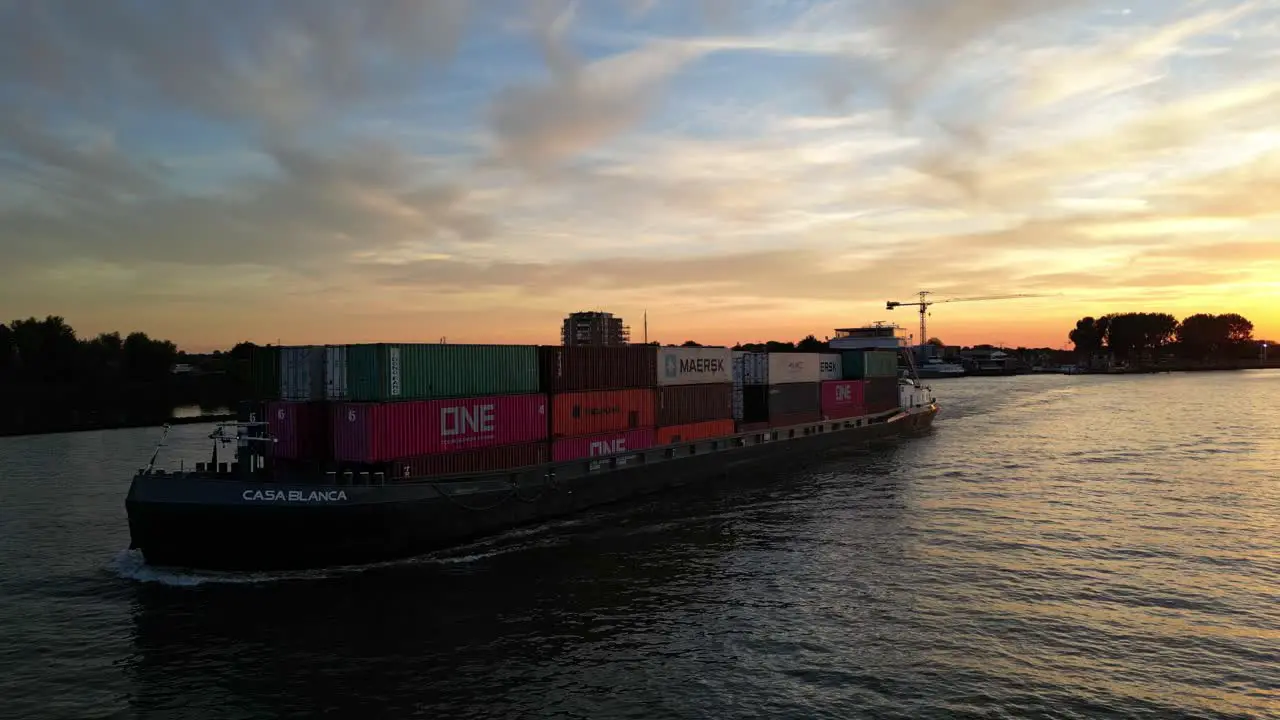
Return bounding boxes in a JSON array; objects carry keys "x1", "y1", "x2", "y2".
[
  {"x1": 925, "y1": 337, "x2": 945, "y2": 348},
  {"x1": 796, "y1": 334, "x2": 826, "y2": 352},
  {"x1": 122, "y1": 332, "x2": 178, "y2": 382},
  {"x1": 680, "y1": 340, "x2": 702, "y2": 347},
  {"x1": 9, "y1": 315, "x2": 79, "y2": 383},
  {"x1": 0, "y1": 323, "x2": 12, "y2": 379},
  {"x1": 1068, "y1": 317, "x2": 1101, "y2": 356}
]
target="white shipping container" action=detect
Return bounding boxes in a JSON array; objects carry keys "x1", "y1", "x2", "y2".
[
  {"x1": 818, "y1": 353, "x2": 842, "y2": 381},
  {"x1": 325, "y1": 345, "x2": 348, "y2": 399},
  {"x1": 280, "y1": 346, "x2": 325, "y2": 400},
  {"x1": 657, "y1": 346, "x2": 732, "y2": 386},
  {"x1": 731, "y1": 385, "x2": 744, "y2": 420},
  {"x1": 766, "y1": 352, "x2": 820, "y2": 385},
  {"x1": 732, "y1": 351, "x2": 768, "y2": 385}
]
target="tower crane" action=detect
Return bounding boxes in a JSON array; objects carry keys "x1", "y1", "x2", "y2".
[{"x1": 886, "y1": 291, "x2": 1042, "y2": 350}]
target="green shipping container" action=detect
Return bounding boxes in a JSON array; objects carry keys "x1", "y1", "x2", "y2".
[
  {"x1": 840, "y1": 349, "x2": 899, "y2": 379},
  {"x1": 248, "y1": 345, "x2": 281, "y2": 400},
  {"x1": 341, "y1": 343, "x2": 540, "y2": 401}
]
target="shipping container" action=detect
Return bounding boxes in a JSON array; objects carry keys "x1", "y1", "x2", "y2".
[
  {"x1": 280, "y1": 345, "x2": 326, "y2": 400},
  {"x1": 325, "y1": 345, "x2": 348, "y2": 399},
  {"x1": 737, "y1": 420, "x2": 770, "y2": 433},
  {"x1": 551, "y1": 388, "x2": 655, "y2": 438},
  {"x1": 267, "y1": 400, "x2": 333, "y2": 461},
  {"x1": 656, "y1": 419, "x2": 736, "y2": 445},
  {"x1": 338, "y1": 343, "x2": 540, "y2": 402},
  {"x1": 732, "y1": 351, "x2": 768, "y2": 385},
  {"x1": 539, "y1": 345, "x2": 656, "y2": 392},
  {"x1": 332, "y1": 393, "x2": 548, "y2": 462},
  {"x1": 656, "y1": 383, "x2": 733, "y2": 426},
  {"x1": 769, "y1": 409, "x2": 822, "y2": 427},
  {"x1": 731, "y1": 385, "x2": 744, "y2": 420},
  {"x1": 247, "y1": 345, "x2": 281, "y2": 400},
  {"x1": 766, "y1": 382, "x2": 821, "y2": 415},
  {"x1": 740, "y1": 384, "x2": 770, "y2": 424},
  {"x1": 378, "y1": 442, "x2": 549, "y2": 479},
  {"x1": 657, "y1": 346, "x2": 732, "y2": 386},
  {"x1": 865, "y1": 376, "x2": 900, "y2": 413},
  {"x1": 818, "y1": 353, "x2": 843, "y2": 381},
  {"x1": 840, "y1": 349, "x2": 899, "y2": 379},
  {"x1": 552, "y1": 428, "x2": 655, "y2": 462},
  {"x1": 820, "y1": 379, "x2": 866, "y2": 420},
  {"x1": 767, "y1": 352, "x2": 821, "y2": 384}
]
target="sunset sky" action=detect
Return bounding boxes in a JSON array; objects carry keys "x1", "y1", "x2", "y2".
[{"x1": 2, "y1": 0, "x2": 1278, "y2": 352}]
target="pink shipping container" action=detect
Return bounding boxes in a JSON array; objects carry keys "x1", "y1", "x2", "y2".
[
  {"x1": 267, "y1": 400, "x2": 332, "y2": 461},
  {"x1": 378, "y1": 442, "x2": 549, "y2": 479},
  {"x1": 552, "y1": 428, "x2": 655, "y2": 462},
  {"x1": 331, "y1": 393, "x2": 548, "y2": 463},
  {"x1": 820, "y1": 379, "x2": 867, "y2": 420}
]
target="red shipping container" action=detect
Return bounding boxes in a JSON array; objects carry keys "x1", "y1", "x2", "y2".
[
  {"x1": 539, "y1": 346, "x2": 656, "y2": 392},
  {"x1": 820, "y1": 379, "x2": 867, "y2": 420},
  {"x1": 551, "y1": 389, "x2": 655, "y2": 438},
  {"x1": 379, "y1": 442, "x2": 549, "y2": 479},
  {"x1": 768, "y1": 409, "x2": 822, "y2": 427},
  {"x1": 656, "y1": 419, "x2": 736, "y2": 445},
  {"x1": 331, "y1": 393, "x2": 548, "y2": 462},
  {"x1": 656, "y1": 383, "x2": 733, "y2": 426},
  {"x1": 267, "y1": 400, "x2": 333, "y2": 461},
  {"x1": 552, "y1": 428, "x2": 655, "y2": 462}
]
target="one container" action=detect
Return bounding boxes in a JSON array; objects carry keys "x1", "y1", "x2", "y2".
[
  {"x1": 341, "y1": 343, "x2": 540, "y2": 402},
  {"x1": 539, "y1": 345, "x2": 657, "y2": 392},
  {"x1": 552, "y1": 427, "x2": 655, "y2": 462},
  {"x1": 267, "y1": 400, "x2": 332, "y2": 461},
  {"x1": 766, "y1": 353, "x2": 820, "y2": 384},
  {"x1": 655, "y1": 383, "x2": 733, "y2": 426},
  {"x1": 841, "y1": 349, "x2": 899, "y2": 379},
  {"x1": 280, "y1": 345, "x2": 326, "y2": 400},
  {"x1": 740, "y1": 384, "x2": 770, "y2": 423},
  {"x1": 551, "y1": 388, "x2": 655, "y2": 438},
  {"x1": 820, "y1": 379, "x2": 866, "y2": 420},
  {"x1": 656, "y1": 346, "x2": 732, "y2": 386},
  {"x1": 769, "y1": 409, "x2": 822, "y2": 427},
  {"x1": 818, "y1": 354, "x2": 843, "y2": 381},
  {"x1": 864, "y1": 376, "x2": 900, "y2": 413},
  {"x1": 732, "y1": 351, "x2": 768, "y2": 385},
  {"x1": 332, "y1": 393, "x2": 548, "y2": 462},
  {"x1": 656, "y1": 419, "x2": 736, "y2": 445},
  {"x1": 766, "y1": 382, "x2": 821, "y2": 415},
  {"x1": 378, "y1": 442, "x2": 549, "y2": 480},
  {"x1": 248, "y1": 345, "x2": 281, "y2": 400}
]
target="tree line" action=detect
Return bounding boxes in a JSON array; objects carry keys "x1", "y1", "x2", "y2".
[
  {"x1": 1068, "y1": 312, "x2": 1260, "y2": 361},
  {"x1": 0, "y1": 315, "x2": 180, "y2": 386}
]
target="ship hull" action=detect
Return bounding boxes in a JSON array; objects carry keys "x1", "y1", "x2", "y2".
[{"x1": 127, "y1": 406, "x2": 937, "y2": 571}]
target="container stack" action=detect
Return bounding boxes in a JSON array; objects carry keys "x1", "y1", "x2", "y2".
[
  {"x1": 540, "y1": 346, "x2": 657, "y2": 462},
  {"x1": 654, "y1": 346, "x2": 735, "y2": 444},
  {"x1": 839, "y1": 349, "x2": 900, "y2": 414},
  {"x1": 267, "y1": 345, "x2": 332, "y2": 465},
  {"x1": 731, "y1": 351, "x2": 769, "y2": 431},
  {"x1": 323, "y1": 343, "x2": 549, "y2": 478},
  {"x1": 763, "y1": 353, "x2": 822, "y2": 427}
]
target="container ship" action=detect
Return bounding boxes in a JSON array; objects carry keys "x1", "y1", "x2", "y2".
[{"x1": 126, "y1": 326, "x2": 938, "y2": 571}]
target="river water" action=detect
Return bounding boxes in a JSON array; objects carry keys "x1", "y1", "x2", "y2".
[{"x1": 1, "y1": 373, "x2": 1277, "y2": 719}]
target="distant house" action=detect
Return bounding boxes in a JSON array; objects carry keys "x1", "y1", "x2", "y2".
[{"x1": 170, "y1": 363, "x2": 194, "y2": 374}]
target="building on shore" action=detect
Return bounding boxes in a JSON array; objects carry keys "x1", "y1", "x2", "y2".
[{"x1": 561, "y1": 311, "x2": 630, "y2": 347}]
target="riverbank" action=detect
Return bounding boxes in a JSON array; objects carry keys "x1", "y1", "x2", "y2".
[{"x1": 0, "y1": 413, "x2": 237, "y2": 439}]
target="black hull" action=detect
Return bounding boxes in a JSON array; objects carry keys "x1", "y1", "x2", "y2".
[{"x1": 127, "y1": 407, "x2": 937, "y2": 571}]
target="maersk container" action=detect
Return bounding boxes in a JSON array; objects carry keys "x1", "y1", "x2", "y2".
[
  {"x1": 552, "y1": 427, "x2": 655, "y2": 462},
  {"x1": 656, "y1": 383, "x2": 733, "y2": 426},
  {"x1": 767, "y1": 353, "x2": 820, "y2": 385},
  {"x1": 332, "y1": 393, "x2": 548, "y2": 463},
  {"x1": 656, "y1": 346, "x2": 732, "y2": 386},
  {"x1": 280, "y1": 345, "x2": 326, "y2": 400},
  {"x1": 840, "y1": 349, "x2": 899, "y2": 379},
  {"x1": 769, "y1": 409, "x2": 822, "y2": 427},
  {"x1": 820, "y1": 379, "x2": 866, "y2": 420},
  {"x1": 267, "y1": 400, "x2": 332, "y2": 461},
  {"x1": 341, "y1": 343, "x2": 540, "y2": 401},
  {"x1": 864, "y1": 376, "x2": 900, "y2": 413},
  {"x1": 732, "y1": 351, "x2": 768, "y2": 385},
  {"x1": 740, "y1": 384, "x2": 770, "y2": 424},
  {"x1": 247, "y1": 345, "x2": 281, "y2": 400},
  {"x1": 551, "y1": 388, "x2": 656, "y2": 438},
  {"x1": 818, "y1": 354, "x2": 842, "y2": 381},
  {"x1": 656, "y1": 419, "x2": 735, "y2": 445},
  {"x1": 766, "y1": 382, "x2": 821, "y2": 415},
  {"x1": 539, "y1": 345, "x2": 656, "y2": 393},
  {"x1": 378, "y1": 442, "x2": 548, "y2": 480}
]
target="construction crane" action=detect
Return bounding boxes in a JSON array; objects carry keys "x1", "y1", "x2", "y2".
[{"x1": 886, "y1": 291, "x2": 1042, "y2": 349}]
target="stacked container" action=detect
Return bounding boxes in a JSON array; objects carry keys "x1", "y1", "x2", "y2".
[
  {"x1": 542, "y1": 346, "x2": 657, "y2": 462},
  {"x1": 840, "y1": 349, "x2": 900, "y2": 414},
  {"x1": 655, "y1": 346, "x2": 735, "y2": 445},
  {"x1": 764, "y1": 353, "x2": 822, "y2": 426},
  {"x1": 319, "y1": 344, "x2": 550, "y2": 477},
  {"x1": 732, "y1": 351, "x2": 768, "y2": 430}
]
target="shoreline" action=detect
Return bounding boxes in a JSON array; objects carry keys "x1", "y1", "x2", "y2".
[{"x1": 0, "y1": 413, "x2": 236, "y2": 440}]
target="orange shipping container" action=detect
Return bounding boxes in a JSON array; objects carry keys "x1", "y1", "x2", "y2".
[
  {"x1": 656, "y1": 419, "x2": 736, "y2": 445},
  {"x1": 552, "y1": 389, "x2": 655, "y2": 438}
]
